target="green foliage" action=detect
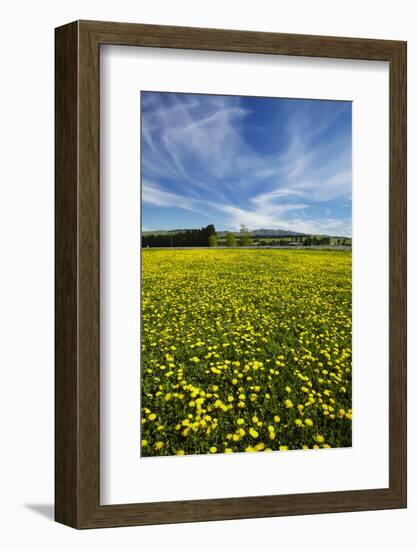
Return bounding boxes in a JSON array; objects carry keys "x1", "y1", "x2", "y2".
[
  {"x1": 142, "y1": 225, "x2": 217, "y2": 247},
  {"x1": 208, "y1": 234, "x2": 218, "y2": 247},
  {"x1": 226, "y1": 233, "x2": 237, "y2": 247},
  {"x1": 239, "y1": 224, "x2": 252, "y2": 246}
]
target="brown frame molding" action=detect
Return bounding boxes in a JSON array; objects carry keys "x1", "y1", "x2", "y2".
[{"x1": 55, "y1": 20, "x2": 407, "y2": 529}]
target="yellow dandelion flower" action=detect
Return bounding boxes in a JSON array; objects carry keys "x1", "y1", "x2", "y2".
[{"x1": 249, "y1": 428, "x2": 259, "y2": 438}]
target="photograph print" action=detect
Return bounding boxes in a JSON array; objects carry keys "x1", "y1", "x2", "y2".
[{"x1": 140, "y1": 91, "x2": 352, "y2": 457}]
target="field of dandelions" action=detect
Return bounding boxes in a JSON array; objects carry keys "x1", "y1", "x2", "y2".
[{"x1": 141, "y1": 249, "x2": 352, "y2": 457}]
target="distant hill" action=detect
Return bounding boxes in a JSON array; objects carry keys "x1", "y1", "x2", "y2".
[{"x1": 243, "y1": 229, "x2": 307, "y2": 238}]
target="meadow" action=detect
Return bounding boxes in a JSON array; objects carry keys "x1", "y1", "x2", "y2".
[{"x1": 141, "y1": 249, "x2": 352, "y2": 457}]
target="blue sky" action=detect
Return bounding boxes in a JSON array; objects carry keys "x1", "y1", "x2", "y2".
[{"x1": 141, "y1": 91, "x2": 352, "y2": 236}]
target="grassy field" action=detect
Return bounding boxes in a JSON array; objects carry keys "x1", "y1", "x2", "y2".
[{"x1": 141, "y1": 249, "x2": 352, "y2": 456}]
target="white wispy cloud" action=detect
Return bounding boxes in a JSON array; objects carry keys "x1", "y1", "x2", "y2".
[
  {"x1": 142, "y1": 180, "x2": 202, "y2": 212},
  {"x1": 143, "y1": 178, "x2": 352, "y2": 236},
  {"x1": 141, "y1": 93, "x2": 352, "y2": 235}
]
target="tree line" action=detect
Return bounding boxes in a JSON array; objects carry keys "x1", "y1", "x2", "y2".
[
  {"x1": 142, "y1": 224, "x2": 348, "y2": 248},
  {"x1": 142, "y1": 224, "x2": 253, "y2": 247},
  {"x1": 299, "y1": 236, "x2": 331, "y2": 246},
  {"x1": 142, "y1": 225, "x2": 217, "y2": 247},
  {"x1": 257, "y1": 236, "x2": 331, "y2": 246}
]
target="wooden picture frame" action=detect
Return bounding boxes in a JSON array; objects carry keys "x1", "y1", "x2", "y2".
[{"x1": 55, "y1": 20, "x2": 407, "y2": 528}]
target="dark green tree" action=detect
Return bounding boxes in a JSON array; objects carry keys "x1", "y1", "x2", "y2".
[{"x1": 142, "y1": 224, "x2": 217, "y2": 248}]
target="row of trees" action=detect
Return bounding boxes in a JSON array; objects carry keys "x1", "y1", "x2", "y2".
[
  {"x1": 257, "y1": 236, "x2": 331, "y2": 246},
  {"x1": 142, "y1": 224, "x2": 254, "y2": 248},
  {"x1": 142, "y1": 225, "x2": 217, "y2": 248},
  {"x1": 301, "y1": 237, "x2": 349, "y2": 246},
  {"x1": 142, "y1": 224, "x2": 349, "y2": 248},
  {"x1": 209, "y1": 225, "x2": 252, "y2": 247},
  {"x1": 302, "y1": 236, "x2": 331, "y2": 246}
]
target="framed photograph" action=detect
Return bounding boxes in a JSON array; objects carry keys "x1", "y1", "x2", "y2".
[{"x1": 55, "y1": 20, "x2": 406, "y2": 528}]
